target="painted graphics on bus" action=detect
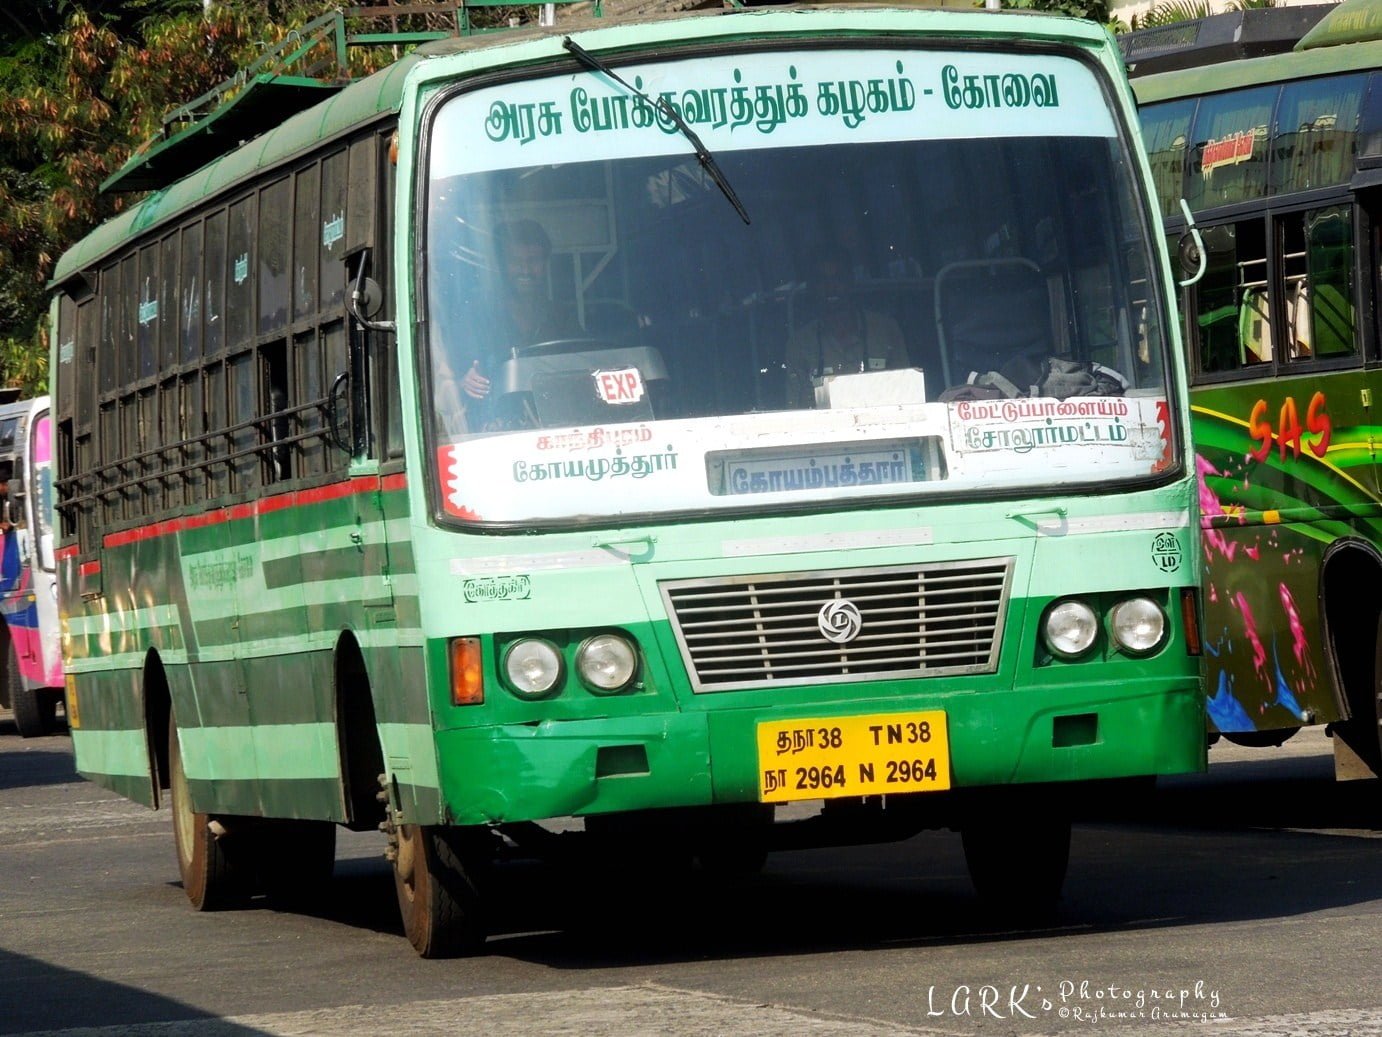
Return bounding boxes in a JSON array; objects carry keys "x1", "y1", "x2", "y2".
[{"x1": 1128, "y1": 0, "x2": 1382, "y2": 769}]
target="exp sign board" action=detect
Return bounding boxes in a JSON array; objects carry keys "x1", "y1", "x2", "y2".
[{"x1": 429, "y1": 49, "x2": 1118, "y2": 178}]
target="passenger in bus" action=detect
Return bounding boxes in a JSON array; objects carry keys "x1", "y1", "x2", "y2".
[
  {"x1": 436, "y1": 218, "x2": 581, "y2": 433},
  {"x1": 784, "y1": 247, "x2": 909, "y2": 408}
]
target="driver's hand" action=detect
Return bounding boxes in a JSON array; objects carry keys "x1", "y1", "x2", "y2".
[{"x1": 461, "y1": 360, "x2": 490, "y2": 399}]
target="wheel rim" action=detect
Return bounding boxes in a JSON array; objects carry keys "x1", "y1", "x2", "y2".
[
  {"x1": 170, "y1": 732, "x2": 195, "y2": 870},
  {"x1": 395, "y1": 823, "x2": 419, "y2": 904}
]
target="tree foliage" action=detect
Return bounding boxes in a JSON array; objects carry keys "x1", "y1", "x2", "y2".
[
  {"x1": 0, "y1": 1, "x2": 347, "y2": 392},
  {"x1": 1000, "y1": 0, "x2": 1115, "y2": 28}
]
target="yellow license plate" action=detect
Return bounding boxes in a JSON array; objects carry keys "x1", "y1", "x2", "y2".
[{"x1": 756, "y1": 711, "x2": 951, "y2": 803}]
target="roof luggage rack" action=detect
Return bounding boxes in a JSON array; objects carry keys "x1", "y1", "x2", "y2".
[
  {"x1": 101, "y1": 0, "x2": 600, "y2": 195},
  {"x1": 1118, "y1": 4, "x2": 1336, "y2": 77}
]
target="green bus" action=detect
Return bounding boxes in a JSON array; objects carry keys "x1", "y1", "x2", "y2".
[
  {"x1": 1126, "y1": 0, "x2": 1382, "y2": 778},
  {"x1": 50, "y1": 3, "x2": 1203, "y2": 956}
]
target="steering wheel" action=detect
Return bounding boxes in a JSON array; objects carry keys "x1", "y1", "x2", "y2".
[{"x1": 511, "y1": 338, "x2": 611, "y2": 359}]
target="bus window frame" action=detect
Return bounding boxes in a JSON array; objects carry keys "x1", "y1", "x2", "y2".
[{"x1": 1185, "y1": 192, "x2": 1366, "y2": 386}]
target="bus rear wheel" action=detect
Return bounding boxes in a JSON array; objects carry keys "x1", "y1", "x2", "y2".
[
  {"x1": 390, "y1": 821, "x2": 485, "y2": 958},
  {"x1": 961, "y1": 812, "x2": 1071, "y2": 920},
  {"x1": 8, "y1": 642, "x2": 57, "y2": 738},
  {"x1": 169, "y1": 715, "x2": 248, "y2": 910}
]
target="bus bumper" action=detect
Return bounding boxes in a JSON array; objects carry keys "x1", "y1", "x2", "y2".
[{"x1": 434, "y1": 680, "x2": 1205, "y2": 825}]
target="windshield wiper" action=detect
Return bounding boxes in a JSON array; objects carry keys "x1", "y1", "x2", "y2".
[{"x1": 562, "y1": 37, "x2": 751, "y2": 226}]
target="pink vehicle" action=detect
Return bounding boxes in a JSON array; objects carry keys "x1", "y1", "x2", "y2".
[{"x1": 0, "y1": 395, "x2": 62, "y2": 737}]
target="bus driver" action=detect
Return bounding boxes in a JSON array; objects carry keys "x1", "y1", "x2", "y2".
[
  {"x1": 436, "y1": 218, "x2": 581, "y2": 433},
  {"x1": 784, "y1": 247, "x2": 909, "y2": 408}
]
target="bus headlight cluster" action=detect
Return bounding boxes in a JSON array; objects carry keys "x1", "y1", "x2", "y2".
[
  {"x1": 1109, "y1": 597, "x2": 1166, "y2": 655},
  {"x1": 499, "y1": 632, "x2": 641, "y2": 699},
  {"x1": 502, "y1": 638, "x2": 563, "y2": 699},
  {"x1": 1043, "y1": 600, "x2": 1099, "y2": 659},
  {"x1": 576, "y1": 633, "x2": 638, "y2": 694},
  {"x1": 1041, "y1": 596, "x2": 1168, "y2": 659}
]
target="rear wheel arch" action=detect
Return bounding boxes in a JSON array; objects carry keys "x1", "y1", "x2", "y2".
[
  {"x1": 143, "y1": 651, "x2": 173, "y2": 809},
  {"x1": 1320, "y1": 538, "x2": 1382, "y2": 723},
  {"x1": 335, "y1": 632, "x2": 386, "y2": 831}
]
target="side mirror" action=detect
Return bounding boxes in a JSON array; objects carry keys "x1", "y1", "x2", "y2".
[
  {"x1": 346, "y1": 248, "x2": 396, "y2": 333},
  {"x1": 356, "y1": 277, "x2": 385, "y2": 320},
  {"x1": 1177, "y1": 232, "x2": 1201, "y2": 277},
  {"x1": 1176, "y1": 199, "x2": 1207, "y2": 288}
]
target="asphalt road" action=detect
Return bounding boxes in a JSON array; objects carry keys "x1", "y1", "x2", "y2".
[{"x1": 1, "y1": 715, "x2": 1379, "y2": 1036}]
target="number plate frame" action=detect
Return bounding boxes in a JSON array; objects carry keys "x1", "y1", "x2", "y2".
[{"x1": 755, "y1": 711, "x2": 951, "y2": 803}]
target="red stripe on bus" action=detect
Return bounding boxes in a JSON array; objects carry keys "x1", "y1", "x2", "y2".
[
  {"x1": 79, "y1": 560, "x2": 101, "y2": 578},
  {"x1": 102, "y1": 474, "x2": 408, "y2": 549},
  {"x1": 55, "y1": 545, "x2": 80, "y2": 562}
]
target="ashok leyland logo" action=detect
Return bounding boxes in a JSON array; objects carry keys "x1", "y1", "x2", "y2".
[{"x1": 818, "y1": 599, "x2": 863, "y2": 644}]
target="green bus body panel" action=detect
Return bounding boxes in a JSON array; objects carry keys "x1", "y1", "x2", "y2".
[
  {"x1": 62, "y1": 479, "x2": 422, "y2": 819},
  {"x1": 1192, "y1": 373, "x2": 1382, "y2": 733},
  {"x1": 1299, "y1": 0, "x2": 1382, "y2": 51}
]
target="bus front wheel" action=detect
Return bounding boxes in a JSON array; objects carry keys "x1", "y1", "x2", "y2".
[
  {"x1": 169, "y1": 715, "x2": 248, "y2": 910},
  {"x1": 8, "y1": 642, "x2": 57, "y2": 738},
  {"x1": 390, "y1": 821, "x2": 486, "y2": 958},
  {"x1": 961, "y1": 812, "x2": 1071, "y2": 920}
]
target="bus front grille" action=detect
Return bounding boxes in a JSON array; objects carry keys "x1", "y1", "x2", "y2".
[{"x1": 659, "y1": 559, "x2": 1013, "y2": 693}]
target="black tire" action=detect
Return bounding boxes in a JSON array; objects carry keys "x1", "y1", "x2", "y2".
[
  {"x1": 962, "y1": 813, "x2": 1071, "y2": 920},
  {"x1": 9, "y1": 640, "x2": 56, "y2": 738},
  {"x1": 169, "y1": 714, "x2": 248, "y2": 910},
  {"x1": 392, "y1": 822, "x2": 486, "y2": 958}
]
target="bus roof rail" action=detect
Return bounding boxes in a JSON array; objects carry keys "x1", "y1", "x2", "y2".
[{"x1": 100, "y1": 0, "x2": 604, "y2": 195}]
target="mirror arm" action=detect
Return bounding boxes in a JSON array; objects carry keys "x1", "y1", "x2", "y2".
[
  {"x1": 347, "y1": 250, "x2": 397, "y2": 334},
  {"x1": 327, "y1": 372, "x2": 351, "y2": 453},
  {"x1": 1177, "y1": 198, "x2": 1207, "y2": 288}
]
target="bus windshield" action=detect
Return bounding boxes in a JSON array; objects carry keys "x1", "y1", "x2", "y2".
[{"x1": 425, "y1": 47, "x2": 1173, "y2": 524}]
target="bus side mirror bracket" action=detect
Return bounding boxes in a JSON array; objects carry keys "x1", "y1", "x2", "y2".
[
  {"x1": 327, "y1": 372, "x2": 351, "y2": 453},
  {"x1": 1177, "y1": 198, "x2": 1207, "y2": 288},
  {"x1": 347, "y1": 248, "x2": 396, "y2": 334}
]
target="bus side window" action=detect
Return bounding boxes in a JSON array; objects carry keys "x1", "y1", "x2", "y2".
[
  {"x1": 1193, "y1": 220, "x2": 1272, "y2": 375},
  {"x1": 1284, "y1": 206, "x2": 1357, "y2": 362}
]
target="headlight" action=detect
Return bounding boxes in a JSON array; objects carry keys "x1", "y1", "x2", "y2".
[
  {"x1": 576, "y1": 633, "x2": 638, "y2": 694},
  {"x1": 1043, "y1": 600, "x2": 1098, "y2": 659},
  {"x1": 502, "y1": 638, "x2": 563, "y2": 698},
  {"x1": 1110, "y1": 597, "x2": 1167, "y2": 654}
]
